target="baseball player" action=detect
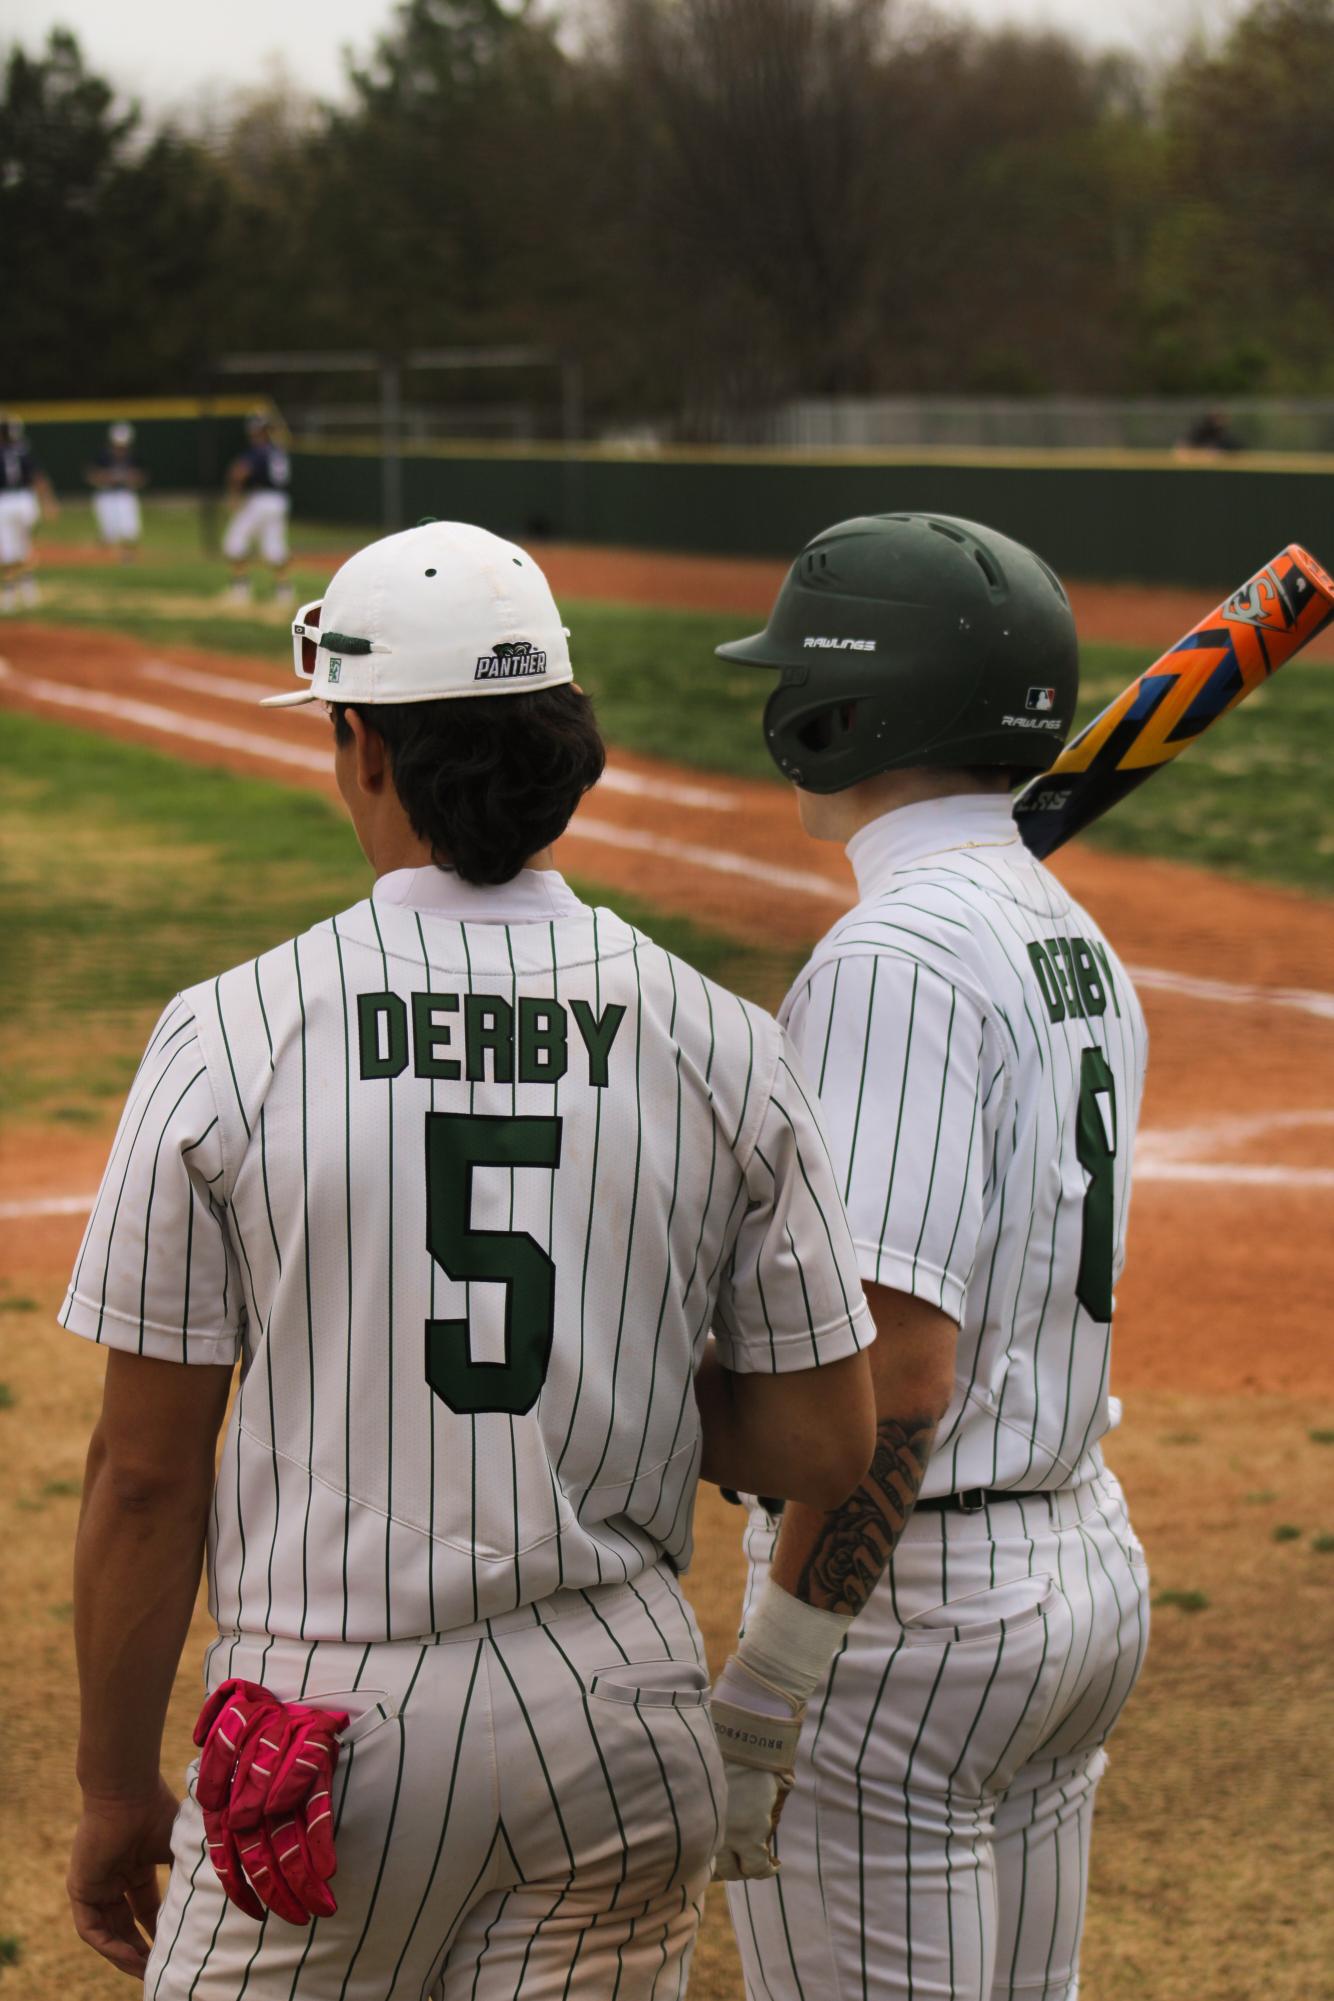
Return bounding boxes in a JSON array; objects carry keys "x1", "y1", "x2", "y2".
[
  {"x1": 0, "y1": 412, "x2": 57, "y2": 612},
  {"x1": 87, "y1": 420, "x2": 148, "y2": 559},
  {"x1": 711, "y1": 513, "x2": 1152, "y2": 1998},
  {"x1": 223, "y1": 412, "x2": 292, "y2": 604},
  {"x1": 60, "y1": 520, "x2": 877, "y2": 1996}
]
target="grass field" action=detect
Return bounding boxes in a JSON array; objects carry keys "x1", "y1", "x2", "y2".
[
  {"x1": 0, "y1": 713, "x2": 804, "y2": 1127},
  {"x1": 26, "y1": 501, "x2": 1334, "y2": 896}
]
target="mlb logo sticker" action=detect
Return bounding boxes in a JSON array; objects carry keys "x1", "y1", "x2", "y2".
[
  {"x1": 1026, "y1": 686, "x2": 1057, "y2": 712},
  {"x1": 327, "y1": 658, "x2": 342, "y2": 683}
]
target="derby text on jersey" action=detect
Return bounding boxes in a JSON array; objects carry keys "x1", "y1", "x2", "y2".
[
  {"x1": 62, "y1": 868, "x2": 872, "y2": 1645},
  {"x1": 779, "y1": 794, "x2": 1148, "y2": 1495}
]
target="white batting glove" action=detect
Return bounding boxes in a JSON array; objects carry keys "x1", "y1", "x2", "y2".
[{"x1": 710, "y1": 1584, "x2": 851, "y2": 1881}]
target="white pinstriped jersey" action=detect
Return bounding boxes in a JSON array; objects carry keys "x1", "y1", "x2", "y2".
[
  {"x1": 780, "y1": 794, "x2": 1148, "y2": 1496},
  {"x1": 62, "y1": 866, "x2": 871, "y2": 1643}
]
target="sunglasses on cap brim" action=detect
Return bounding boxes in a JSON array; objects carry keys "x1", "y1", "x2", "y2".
[{"x1": 290, "y1": 599, "x2": 376, "y2": 683}]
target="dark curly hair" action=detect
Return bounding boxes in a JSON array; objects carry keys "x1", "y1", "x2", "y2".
[{"x1": 330, "y1": 685, "x2": 605, "y2": 886}]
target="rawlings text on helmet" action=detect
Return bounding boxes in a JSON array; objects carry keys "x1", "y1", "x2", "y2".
[{"x1": 803, "y1": 636, "x2": 876, "y2": 651}]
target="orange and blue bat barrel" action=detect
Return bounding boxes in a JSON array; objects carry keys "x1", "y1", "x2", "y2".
[{"x1": 1013, "y1": 544, "x2": 1334, "y2": 860}]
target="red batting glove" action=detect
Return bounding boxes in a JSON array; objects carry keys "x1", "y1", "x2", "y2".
[
  {"x1": 194, "y1": 1681, "x2": 284, "y2": 1813},
  {"x1": 229, "y1": 1706, "x2": 347, "y2": 1827},
  {"x1": 193, "y1": 1680, "x2": 349, "y2": 1926},
  {"x1": 202, "y1": 1807, "x2": 265, "y2": 1921}
]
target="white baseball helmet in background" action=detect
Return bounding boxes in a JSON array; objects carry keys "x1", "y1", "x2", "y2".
[{"x1": 264, "y1": 521, "x2": 573, "y2": 709}]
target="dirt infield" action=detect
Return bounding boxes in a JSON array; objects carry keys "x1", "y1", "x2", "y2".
[
  {"x1": 37, "y1": 535, "x2": 1334, "y2": 656},
  {"x1": 3, "y1": 612, "x2": 1333, "y2": 1997}
]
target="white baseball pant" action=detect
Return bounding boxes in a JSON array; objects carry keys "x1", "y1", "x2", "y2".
[
  {"x1": 94, "y1": 490, "x2": 142, "y2": 544},
  {"x1": 145, "y1": 1563, "x2": 721, "y2": 1999},
  {"x1": 728, "y1": 1464, "x2": 1149, "y2": 2001},
  {"x1": 223, "y1": 492, "x2": 290, "y2": 565},
  {"x1": 0, "y1": 491, "x2": 34, "y2": 565}
]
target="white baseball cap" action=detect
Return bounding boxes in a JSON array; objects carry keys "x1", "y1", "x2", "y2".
[{"x1": 263, "y1": 521, "x2": 573, "y2": 709}]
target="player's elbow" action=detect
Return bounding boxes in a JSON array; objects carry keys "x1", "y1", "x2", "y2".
[
  {"x1": 791, "y1": 1435, "x2": 875, "y2": 1511},
  {"x1": 769, "y1": 1350, "x2": 878, "y2": 1509},
  {"x1": 88, "y1": 1419, "x2": 213, "y2": 1520}
]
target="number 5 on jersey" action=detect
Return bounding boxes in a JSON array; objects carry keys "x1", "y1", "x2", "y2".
[{"x1": 425, "y1": 1112, "x2": 563, "y2": 1416}]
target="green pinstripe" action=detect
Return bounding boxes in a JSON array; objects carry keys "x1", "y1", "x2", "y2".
[
  {"x1": 292, "y1": 936, "x2": 316, "y2": 1641},
  {"x1": 842, "y1": 957, "x2": 880, "y2": 1205},
  {"x1": 764, "y1": 1093, "x2": 862, "y2": 1339},
  {"x1": 489, "y1": 1643, "x2": 577, "y2": 1872},
  {"x1": 902, "y1": 1643, "x2": 953, "y2": 2001},
  {"x1": 368, "y1": 902, "x2": 397, "y2": 1637},
  {"x1": 557, "y1": 907, "x2": 606, "y2": 1482},
  {"x1": 136, "y1": 1066, "x2": 207, "y2": 1349},
  {"x1": 89, "y1": 1033, "x2": 200, "y2": 1340},
  {"x1": 415, "y1": 913, "x2": 441, "y2": 1632},
  {"x1": 853, "y1": 1636, "x2": 906, "y2": 2001},
  {"x1": 909, "y1": 984, "x2": 955, "y2": 1292},
  {"x1": 873, "y1": 962, "x2": 919, "y2": 1285},
  {"x1": 333, "y1": 916, "x2": 355, "y2": 1641},
  {"x1": 628, "y1": 956, "x2": 684, "y2": 1493},
  {"x1": 460, "y1": 921, "x2": 481, "y2": 1625},
  {"x1": 335, "y1": 1647, "x2": 428, "y2": 1998},
  {"x1": 214, "y1": 977, "x2": 252, "y2": 1139},
  {"x1": 815, "y1": 957, "x2": 842, "y2": 1095}
]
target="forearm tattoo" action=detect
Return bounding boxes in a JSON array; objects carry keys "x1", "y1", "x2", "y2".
[{"x1": 791, "y1": 1414, "x2": 938, "y2": 1615}]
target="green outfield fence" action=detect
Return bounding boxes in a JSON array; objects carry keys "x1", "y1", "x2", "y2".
[
  {"x1": 11, "y1": 401, "x2": 1334, "y2": 588},
  {"x1": 8, "y1": 397, "x2": 272, "y2": 495},
  {"x1": 289, "y1": 438, "x2": 1334, "y2": 590}
]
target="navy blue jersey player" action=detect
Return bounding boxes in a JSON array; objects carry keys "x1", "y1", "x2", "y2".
[
  {"x1": 0, "y1": 414, "x2": 58, "y2": 612},
  {"x1": 223, "y1": 412, "x2": 292, "y2": 603}
]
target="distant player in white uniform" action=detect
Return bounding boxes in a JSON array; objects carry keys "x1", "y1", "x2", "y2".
[
  {"x1": 710, "y1": 514, "x2": 1151, "y2": 1998},
  {"x1": 0, "y1": 412, "x2": 58, "y2": 611},
  {"x1": 87, "y1": 421, "x2": 147, "y2": 559},
  {"x1": 223, "y1": 412, "x2": 292, "y2": 604},
  {"x1": 60, "y1": 522, "x2": 877, "y2": 1996}
]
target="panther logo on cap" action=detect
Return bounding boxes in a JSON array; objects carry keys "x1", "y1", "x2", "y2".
[{"x1": 475, "y1": 640, "x2": 548, "y2": 681}]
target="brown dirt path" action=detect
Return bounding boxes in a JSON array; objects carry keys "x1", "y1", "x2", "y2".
[{"x1": 36, "y1": 536, "x2": 1334, "y2": 656}]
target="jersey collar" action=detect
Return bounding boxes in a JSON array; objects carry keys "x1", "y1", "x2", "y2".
[
  {"x1": 846, "y1": 794, "x2": 1021, "y2": 900},
  {"x1": 372, "y1": 864, "x2": 586, "y2": 925}
]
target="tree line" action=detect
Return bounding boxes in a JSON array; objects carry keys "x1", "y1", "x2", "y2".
[{"x1": 2, "y1": 0, "x2": 1332, "y2": 428}]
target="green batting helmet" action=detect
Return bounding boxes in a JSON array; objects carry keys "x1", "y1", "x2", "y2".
[{"x1": 717, "y1": 512, "x2": 1079, "y2": 792}]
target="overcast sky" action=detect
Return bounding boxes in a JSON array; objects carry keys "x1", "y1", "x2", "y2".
[{"x1": 5, "y1": 0, "x2": 1241, "y2": 110}]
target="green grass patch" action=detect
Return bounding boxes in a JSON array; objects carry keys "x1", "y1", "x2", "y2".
[
  {"x1": 1311, "y1": 1534, "x2": 1334, "y2": 1553},
  {"x1": 1309, "y1": 1429, "x2": 1334, "y2": 1446},
  {"x1": 1, "y1": 713, "x2": 803, "y2": 1127},
  {"x1": 1153, "y1": 1589, "x2": 1210, "y2": 1614},
  {"x1": 0, "y1": 1385, "x2": 14, "y2": 1411},
  {"x1": 26, "y1": 503, "x2": 1334, "y2": 893},
  {"x1": 0, "y1": 1935, "x2": 22, "y2": 1970},
  {"x1": 1272, "y1": 1523, "x2": 1303, "y2": 1543}
]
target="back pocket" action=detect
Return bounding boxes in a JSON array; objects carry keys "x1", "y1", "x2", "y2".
[
  {"x1": 588, "y1": 1660, "x2": 711, "y2": 1710},
  {"x1": 900, "y1": 1573, "x2": 1056, "y2": 1648}
]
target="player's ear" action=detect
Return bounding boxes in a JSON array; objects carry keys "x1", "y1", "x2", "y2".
[{"x1": 345, "y1": 708, "x2": 389, "y2": 797}]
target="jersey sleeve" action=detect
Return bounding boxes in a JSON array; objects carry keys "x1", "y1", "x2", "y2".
[
  {"x1": 712, "y1": 1032, "x2": 874, "y2": 1373},
  {"x1": 786, "y1": 951, "x2": 987, "y2": 1319},
  {"x1": 59, "y1": 999, "x2": 244, "y2": 1366}
]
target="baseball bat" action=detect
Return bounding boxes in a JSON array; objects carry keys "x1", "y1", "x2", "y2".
[{"x1": 1012, "y1": 543, "x2": 1334, "y2": 860}]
